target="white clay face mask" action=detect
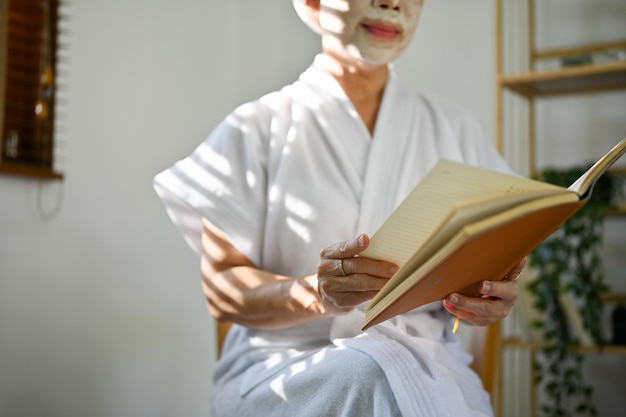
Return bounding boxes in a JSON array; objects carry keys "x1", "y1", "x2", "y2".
[
  {"x1": 373, "y1": 0, "x2": 401, "y2": 7},
  {"x1": 320, "y1": 0, "x2": 423, "y2": 66}
]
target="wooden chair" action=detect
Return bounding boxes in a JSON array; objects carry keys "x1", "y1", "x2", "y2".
[
  {"x1": 470, "y1": 321, "x2": 503, "y2": 404},
  {"x1": 216, "y1": 321, "x2": 232, "y2": 358}
]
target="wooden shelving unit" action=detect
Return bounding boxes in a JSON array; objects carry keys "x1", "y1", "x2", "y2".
[
  {"x1": 496, "y1": 55, "x2": 626, "y2": 174},
  {"x1": 502, "y1": 338, "x2": 626, "y2": 355},
  {"x1": 500, "y1": 60, "x2": 626, "y2": 97},
  {"x1": 494, "y1": 0, "x2": 626, "y2": 168},
  {"x1": 500, "y1": 336, "x2": 626, "y2": 417},
  {"x1": 493, "y1": 1, "x2": 626, "y2": 416}
]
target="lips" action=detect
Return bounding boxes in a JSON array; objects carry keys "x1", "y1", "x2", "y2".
[{"x1": 362, "y1": 21, "x2": 401, "y2": 39}]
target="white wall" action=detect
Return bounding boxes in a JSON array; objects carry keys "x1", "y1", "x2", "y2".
[
  {"x1": 0, "y1": 1, "x2": 317, "y2": 416},
  {"x1": 0, "y1": 1, "x2": 623, "y2": 416}
]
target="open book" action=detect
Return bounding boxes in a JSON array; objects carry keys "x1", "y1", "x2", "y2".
[{"x1": 361, "y1": 138, "x2": 626, "y2": 330}]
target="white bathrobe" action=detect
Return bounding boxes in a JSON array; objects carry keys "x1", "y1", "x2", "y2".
[{"x1": 153, "y1": 55, "x2": 512, "y2": 417}]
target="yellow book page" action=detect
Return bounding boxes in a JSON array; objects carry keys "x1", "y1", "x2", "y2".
[
  {"x1": 360, "y1": 159, "x2": 568, "y2": 266},
  {"x1": 569, "y1": 138, "x2": 626, "y2": 197}
]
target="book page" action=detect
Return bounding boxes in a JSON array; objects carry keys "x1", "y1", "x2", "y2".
[
  {"x1": 568, "y1": 138, "x2": 626, "y2": 198},
  {"x1": 360, "y1": 159, "x2": 568, "y2": 266}
]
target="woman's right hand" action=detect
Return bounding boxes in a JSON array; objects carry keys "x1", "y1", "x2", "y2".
[{"x1": 317, "y1": 234, "x2": 399, "y2": 315}]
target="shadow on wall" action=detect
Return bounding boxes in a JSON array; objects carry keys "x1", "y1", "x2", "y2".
[{"x1": 1, "y1": 392, "x2": 61, "y2": 417}]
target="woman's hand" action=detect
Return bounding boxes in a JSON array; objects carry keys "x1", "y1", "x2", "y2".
[
  {"x1": 442, "y1": 257, "x2": 527, "y2": 327},
  {"x1": 317, "y1": 234, "x2": 398, "y2": 315}
]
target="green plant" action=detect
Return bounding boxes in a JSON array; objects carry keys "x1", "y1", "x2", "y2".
[{"x1": 527, "y1": 165, "x2": 624, "y2": 417}]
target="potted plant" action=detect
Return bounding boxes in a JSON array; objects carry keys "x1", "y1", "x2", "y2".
[{"x1": 526, "y1": 165, "x2": 624, "y2": 417}]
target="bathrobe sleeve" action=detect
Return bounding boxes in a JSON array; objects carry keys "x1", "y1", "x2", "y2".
[{"x1": 153, "y1": 101, "x2": 272, "y2": 266}]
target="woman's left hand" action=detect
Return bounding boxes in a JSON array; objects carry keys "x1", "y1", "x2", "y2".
[{"x1": 442, "y1": 257, "x2": 527, "y2": 327}]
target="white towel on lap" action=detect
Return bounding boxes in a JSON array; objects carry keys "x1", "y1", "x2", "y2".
[
  {"x1": 211, "y1": 308, "x2": 492, "y2": 417},
  {"x1": 331, "y1": 309, "x2": 493, "y2": 417}
]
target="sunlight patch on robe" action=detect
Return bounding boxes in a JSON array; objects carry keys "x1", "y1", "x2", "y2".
[
  {"x1": 269, "y1": 184, "x2": 280, "y2": 203},
  {"x1": 269, "y1": 374, "x2": 288, "y2": 402},
  {"x1": 194, "y1": 142, "x2": 232, "y2": 178},
  {"x1": 157, "y1": 174, "x2": 216, "y2": 210},
  {"x1": 227, "y1": 103, "x2": 257, "y2": 135},
  {"x1": 289, "y1": 358, "x2": 308, "y2": 378},
  {"x1": 264, "y1": 93, "x2": 286, "y2": 150},
  {"x1": 174, "y1": 144, "x2": 233, "y2": 201},
  {"x1": 311, "y1": 348, "x2": 328, "y2": 366},
  {"x1": 264, "y1": 349, "x2": 305, "y2": 370},
  {"x1": 268, "y1": 351, "x2": 315, "y2": 402},
  {"x1": 285, "y1": 193, "x2": 315, "y2": 220},
  {"x1": 246, "y1": 169, "x2": 257, "y2": 188},
  {"x1": 232, "y1": 101, "x2": 259, "y2": 118},
  {"x1": 283, "y1": 107, "x2": 298, "y2": 154},
  {"x1": 178, "y1": 158, "x2": 229, "y2": 199},
  {"x1": 286, "y1": 125, "x2": 297, "y2": 146},
  {"x1": 286, "y1": 217, "x2": 311, "y2": 243},
  {"x1": 284, "y1": 193, "x2": 315, "y2": 243},
  {"x1": 346, "y1": 104, "x2": 359, "y2": 120},
  {"x1": 317, "y1": 114, "x2": 330, "y2": 129},
  {"x1": 293, "y1": 85, "x2": 325, "y2": 115},
  {"x1": 249, "y1": 335, "x2": 272, "y2": 348}
]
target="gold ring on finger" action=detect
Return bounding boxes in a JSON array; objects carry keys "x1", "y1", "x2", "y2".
[{"x1": 339, "y1": 259, "x2": 346, "y2": 276}]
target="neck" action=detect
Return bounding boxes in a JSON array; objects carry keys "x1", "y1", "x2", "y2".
[{"x1": 318, "y1": 52, "x2": 389, "y2": 136}]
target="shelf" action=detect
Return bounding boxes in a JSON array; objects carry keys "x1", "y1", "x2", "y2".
[
  {"x1": 502, "y1": 338, "x2": 626, "y2": 355},
  {"x1": 602, "y1": 293, "x2": 626, "y2": 304},
  {"x1": 500, "y1": 61, "x2": 626, "y2": 97},
  {"x1": 532, "y1": 40, "x2": 626, "y2": 61},
  {"x1": 0, "y1": 160, "x2": 63, "y2": 180}
]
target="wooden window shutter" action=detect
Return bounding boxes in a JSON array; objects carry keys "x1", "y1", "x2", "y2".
[{"x1": 0, "y1": 0, "x2": 62, "y2": 179}]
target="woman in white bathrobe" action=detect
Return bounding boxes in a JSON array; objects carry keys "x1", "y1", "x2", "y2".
[{"x1": 154, "y1": 0, "x2": 526, "y2": 415}]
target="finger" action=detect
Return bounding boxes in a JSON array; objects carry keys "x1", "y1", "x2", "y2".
[
  {"x1": 502, "y1": 257, "x2": 527, "y2": 282},
  {"x1": 338, "y1": 258, "x2": 347, "y2": 276},
  {"x1": 478, "y1": 279, "x2": 518, "y2": 302},
  {"x1": 443, "y1": 300, "x2": 494, "y2": 327},
  {"x1": 443, "y1": 293, "x2": 510, "y2": 326},
  {"x1": 317, "y1": 257, "x2": 346, "y2": 277},
  {"x1": 320, "y1": 234, "x2": 369, "y2": 260},
  {"x1": 319, "y1": 242, "x2": 398, "y2": 278},
  {"x1": 324, "y1": 290, "x2": 380, "y2": 311},
  {"x1": 339, "y1": 256, "x2": 398, "y2": 278},
  {"x1": 323, "y1": 274, "x2": 390, "y2": 293},
  {"x1": 318, "y1": 270, "x2": 390, "y2": 315},
  {"x1": 478, "y1": 281, "x2": 517, "y2": 300},
  {"x1": 318, "y1": 257, "x2": 349, "y2": 277}
]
